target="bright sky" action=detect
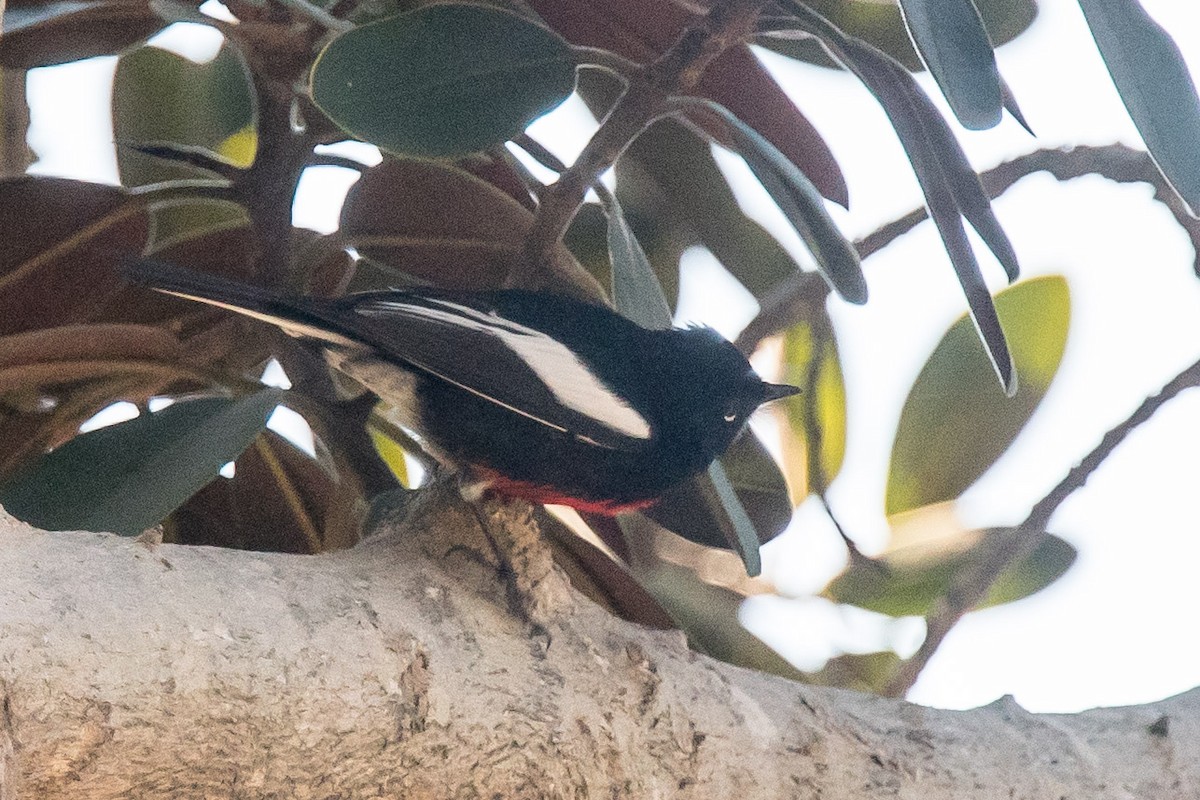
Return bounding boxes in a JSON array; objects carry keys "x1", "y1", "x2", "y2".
[{"x1": 20, "y1": 1, "x2": 1200, "y2": 713}]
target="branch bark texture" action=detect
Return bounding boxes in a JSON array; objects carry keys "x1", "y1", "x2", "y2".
[{"x1": 0, "y1": 500, "x2": 1197, "y2": 799}]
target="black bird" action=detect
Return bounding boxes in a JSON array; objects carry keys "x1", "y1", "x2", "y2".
[{"x1": 124, "y1": 260, "x2": 799, "y2": 513}]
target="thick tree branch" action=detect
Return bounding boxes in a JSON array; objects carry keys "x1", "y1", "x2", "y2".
[{"x1": 3, "y1": 497, "x2": 1200, "y2": 797}]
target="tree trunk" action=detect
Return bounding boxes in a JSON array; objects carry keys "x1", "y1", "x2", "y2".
[{"x1": 0, "y1": 493, "x2": 1196, "y2": 799}]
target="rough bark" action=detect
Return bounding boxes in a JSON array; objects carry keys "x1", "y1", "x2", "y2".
[{"x1": 0, "y1": 494, "x2": 1196, "y2": 799}]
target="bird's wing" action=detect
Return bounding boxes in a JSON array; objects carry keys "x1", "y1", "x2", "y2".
[{"x1": 345, "y1": 294, "x2": 654, "y2": 453}]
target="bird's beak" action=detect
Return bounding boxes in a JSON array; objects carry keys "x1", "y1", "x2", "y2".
[{"x1": 760, "y1": 382, "x2": 802, "y2": 404}]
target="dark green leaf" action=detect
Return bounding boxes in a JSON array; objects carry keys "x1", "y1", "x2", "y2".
[
  {"x1": 0, "y1": 390, "x2": 283, "y2": 536},
  {"x1": 644, "y1": 431, "x2": 792, "y2": 555},
  {"x1": 703, "y1": 460, "x2": 762, "y2": 577},
  {"x1": 826, "y1": 526, "x2": 1076, "y2": 616},
  {"x1": 615, "y1": 115, "x2": 799, "y2": 302},
  {"x1": 693, "y1": 100, "x2": 867, "y2": 305},
  {"x1": 1078, "y1": 0, "x2": 1200, "y2": 214},
  {"x1": 897, "y1": 0, "x2": 1002, "y2": 129},
  {"x1": 310, "y1": 4, "x2": 576, "y2": 157},
  {"x1": 597, "y1": 187, "x2": 673, "y2": 330},
  {"x1": 1001, "y1": 75, "x2": 1034, "y2": 135},
  {"x1": 758, "y1": 0, "x2": 1037, "y2": 75},
  {"x1": 780, "y1": 4, "x2": 1020, "y2": 389},
  {"x1": 886, "y1": 276, "x2": 1069, "y2": 515},
  {"x1": 593, "y1": 178, "x2": 776, "y2": 576}
]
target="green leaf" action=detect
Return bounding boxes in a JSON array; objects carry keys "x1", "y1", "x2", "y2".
[
  {"x1": 1077, "y1": 0, "x2": 1200, "y2": 214},
  {"x1": 310, "y1": 3, "x2": 576, "y2": 157},
  {"x1": 113, "y1": 42, "x2": 255, "y2": 248},
  {"x1": 778, "y1": 318, "x2": 847, "y2": 501},
  {"x1": 595, "y1": 179, "x2": 772, "y2": 575},
  {"x1": 0, "y1": 390, "x2": 283, "y2": 536},
  {"x1": 826, "y1": 524, "x2": 1077, "y2": 617},
  {"x1": 701, "y1": 460, "x2": 762, "y2": 576},
  {"x1": 597, "y1": 187, "x2": 673, "y2": 330},
  {"x1": 897, "y1": 0, "x2": 1002, "y2": 129},
  {"x1": 643, "y1": 431, "x2": 793, "y2": 556},
  {"x1": 781, "y1": 4, "x2": 1020, "y2": 390},
  {"x1": 759, "y1": 0, "x2": 1037, "y2": 75},
  {"x1": 693, "y1": 100, "x2": 867, "y2": 305},
  {"x1": 615, "y1": 115, "x2": 800, "y2": 302},
  {"x1": 886, "y1": 275, "x2": 1070, "y2": 516}
]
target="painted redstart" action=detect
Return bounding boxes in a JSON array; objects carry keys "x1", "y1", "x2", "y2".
[{"x1": 124, "y1": 260, "x2": 799, "y2": 514}]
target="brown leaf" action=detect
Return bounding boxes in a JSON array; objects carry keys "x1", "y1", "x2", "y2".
[
  {"x1": 339, "y1": 157, "x2": 585, "y2": 292},
  {"x1": 0, "y1": 323, "x2": 181, "y2": 369},
  {"x1": 167, "y1": 429, "x2": 363, "y2": 554},
  {"x1": 527, "y1": 0, "x2": 847, "y2": 205},
  {"x1": 0, "y1": 0, "x2": 166, "y2": 69},
  {"x1": 0, "y1": 177, "x2": 149, "y2": 334}
]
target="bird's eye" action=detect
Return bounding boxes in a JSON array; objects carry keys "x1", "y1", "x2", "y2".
[{"x1": 723, "y1": 407, "x2": 738, "y2": 423}]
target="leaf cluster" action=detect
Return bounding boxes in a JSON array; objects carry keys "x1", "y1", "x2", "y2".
[{"x1": 0, "y1": 0, "x2": 1196, "y2": 694}]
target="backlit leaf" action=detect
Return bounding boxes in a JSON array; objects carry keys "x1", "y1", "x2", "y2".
[
  {"x1": 886, "y1": 276, "x2": 1069, "y2": 516},
  {"x1": 826, "y1": 517, "x2": 1076, "y2": 617},
  {"x1": 777, "y1": 318, "x2": 846, "y2": 501},
  {"x1": 113, "y1": 42, "x2": 255, "y2": 248}
]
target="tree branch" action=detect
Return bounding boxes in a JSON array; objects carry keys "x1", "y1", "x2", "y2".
[
  {"x1": 3, "y1": 501, "x2": 1200, "y2": 797},
  {"x1": 513, "y1": 0, "x2": 770, "y2": 289},
  {"x1": 885, "y1": 354, "x2": 1200, "y2": 697},
  {"x1": 739, "y1": 144, "x2": 1200, "y2": 354}
]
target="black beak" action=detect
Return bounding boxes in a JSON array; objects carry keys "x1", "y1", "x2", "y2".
[{"x1": 760, "y1": 382, "x2": 801, "y2": 404}]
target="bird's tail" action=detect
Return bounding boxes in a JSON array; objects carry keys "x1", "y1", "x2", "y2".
[{"x1": 122, "y1": 258, "x2": 357, "y2": 346}]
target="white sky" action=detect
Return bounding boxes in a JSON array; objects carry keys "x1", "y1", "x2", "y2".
[{"x1": 20, "y1": 1, "x2": 1200, "y2": 713}]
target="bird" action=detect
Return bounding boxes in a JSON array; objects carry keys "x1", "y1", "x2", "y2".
[{"x1": 124, "y1": 259, "x2": 799, "y2": 514}]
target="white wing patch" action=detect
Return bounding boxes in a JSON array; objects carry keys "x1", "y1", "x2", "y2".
[{"x1": 360, "y1": 298, "x2": 653, "y2": 441}]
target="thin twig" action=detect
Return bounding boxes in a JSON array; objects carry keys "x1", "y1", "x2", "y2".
[
  {"x1": 883, "y1": 354, "x2": 1200, "y2": 697},
  {"x1": 512, "y1": 133, "x2": 568, "y2": 173},
  {"x1": 739, "y1": 144, "x2": 1200, "y2": 354},
  {"x1": 858, "y1": 143, "x2": 1200, "y2": 265}
]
